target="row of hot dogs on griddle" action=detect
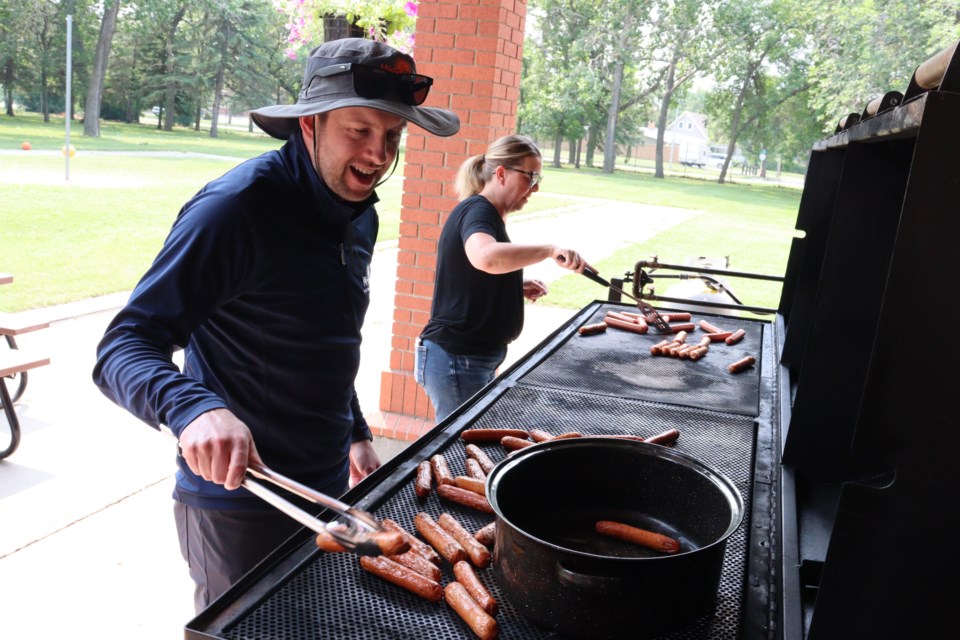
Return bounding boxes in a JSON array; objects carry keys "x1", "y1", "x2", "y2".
[
  {"x1": 316, "y1": 426, "x2": 687, "y2": 639},
  {"x1": 579, "y1": 311, "x2": 756, "y2": 373}
]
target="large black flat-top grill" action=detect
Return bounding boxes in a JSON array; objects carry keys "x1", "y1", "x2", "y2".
[
  {"x1": 187, "y1": 41, "x2": 960, "y2": 640},
  {"x1": 186, "y1": 305, "x2": 776, "y2": 640}
]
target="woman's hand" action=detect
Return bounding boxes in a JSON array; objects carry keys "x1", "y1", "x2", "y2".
[
  {"x1": 552, "y1": 247, "x2": 592, "y2": 273},
  {"x1": 523, "y1": 279, "x2": 548, "y2": 302}
]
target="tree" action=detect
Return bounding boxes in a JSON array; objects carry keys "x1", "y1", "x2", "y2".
[
  {"x1": 705, "y1": 0, "x2": 810, "y2": 183},
  {"x1": 83, "y1": 0, "x2": 121, "y2": 136},
  {"x1": 0, "y1": 0, "x2": 35, "y2": 116},
  {"x1": 648, "y1": 0, "x2": 722, "y2": 178}
]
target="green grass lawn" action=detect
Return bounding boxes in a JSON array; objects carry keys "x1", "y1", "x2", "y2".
[{"x1": 0, "y1": 112, "x2": 803, "y2": 314}]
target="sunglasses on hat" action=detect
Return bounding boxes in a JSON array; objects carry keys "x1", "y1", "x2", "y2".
[{"x1": 314, "y1": 63, "x2": 433, "y2": 106}]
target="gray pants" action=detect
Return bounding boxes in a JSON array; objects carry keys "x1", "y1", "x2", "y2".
[{"x1": 174, "y1": 502, "x2": 305, "y2": 613}]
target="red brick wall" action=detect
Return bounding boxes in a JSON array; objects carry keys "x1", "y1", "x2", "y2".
[{"x1": 379, "y1": 0, "x2": 528, "y2": 423}]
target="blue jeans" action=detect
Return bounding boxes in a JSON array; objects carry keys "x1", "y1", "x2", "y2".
[{"x1": 415, "y1": 338, "x2": 507, "y2": 422}]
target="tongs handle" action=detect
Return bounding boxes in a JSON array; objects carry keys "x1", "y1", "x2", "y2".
[{"x1": 248, "y1": 462, "x2": 350, "y2": 518}]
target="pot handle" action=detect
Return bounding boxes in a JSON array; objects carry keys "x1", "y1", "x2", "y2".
[{"x1": 556, "y1": 561, "x2": 629, "y2": 594}]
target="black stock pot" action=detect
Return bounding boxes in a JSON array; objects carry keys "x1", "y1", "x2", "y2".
[{"x1": 486, "y1": 438, "x2": 744, "y2": 639}]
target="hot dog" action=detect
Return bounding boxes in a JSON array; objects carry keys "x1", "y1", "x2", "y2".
[
  {"x1": 553, "y1": 431, "x2": 584, "y2": 440},
  {"x1": 431, "y1": 453, "x2": 456, "y2": 487},
  {"x1": 464, "y1": 444, "x2": 497, "y2": 475},
  {"x1": 699, "y1": 319, "x2": 726, "y2": 334},
  {"x1": 676, "y1": 344, "x2": 696, "y2": 359},
  {"x1": 454, "y1": 560, "x2": 499, "y2": 616},
  {"x1": 316, "y1": 528, "x2": 410, "y2": 556},
  {"x1": 474, "y1": 521, "x2": 496, "y2": 547},
  {"x1": 381, "y1": 518, "x2": 442, "y2": 565},
  {"x1": 414, "y1": 512, "x2": 468, "y2": 565},
  {"x1": 528, "y1": 428, "x2": 554, "y2": 442},
  {"x1": 643, "y1": 428, "x2": 681, "y2": 445},
  {"x1": 578, "y1": 321, "x2": 608, "y2": 336},
  {"x1": 666, "y1": 322, "x2": 696, "y2": 333},
  {"x1": 500, "y1": 435, "x2": 534, "y2": 451},
  {"x1": 604, "y1": 316, "x2": 649, "y2": 334},
  {"x1": 444, "y1": 581, "x2": 500, "y2": 640},
  {"x1": 359, "y1": 555, "x2": 444, "y2": 602},
  {"x1": 725, "y1": 328, "x2": 746, "y2": 345},
  {"x1": 461, "y1": 428, "x2": 530, "y2": 443},
  {"x1": 438, "y1": 512, "x2": 492, "y2": 569},
  {"x1": 454, "y1": 475, "x2": 486, "y2": 496},
  {"x1": 595, "y1": 520, "x2": 681, "y2": 554},
  {"x1": 688, "y1": 346, "x2": 709, "y2": 360},
  {"x1": 698, "y1": 336, "x2": 712, "y2": 347},
  {"x1": 705, "y1": 331, "x2": 733, "y2": 342},
  {"x1": 390, "y1": 549, "x2": 444, "y2": 582},
  {"x1": 666, "y1": 342, "x2": 686, "y2": 357},
  {"x1": 465, "y1": 458, "x2": 487, "y2": 481},
  {"x1": 661, "y1": 312, "x2": 692, "y2": 322},
  {"x1": 605, "y1": 310, "x2": 642, "y2": 324},
  {"x1": 673, "y1": 330, "x2": 688, "y2": 344},
  {"x1": 315, "y1": 530, "x2": 349, "y2": 553},
  {"x1": 414, "y1": 460, "x2": 432, "y2": 499},
  {"x1": 728, "y1": 355, "x2": 756, "y2": 373},
  {"x1": 437, "y1": 484, "x2": 495, "y2": 514},
  {"x1": 649, "y1": 339, "x2": 671, "y2": 355}
]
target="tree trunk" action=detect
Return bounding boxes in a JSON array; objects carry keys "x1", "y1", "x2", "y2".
[
  {"x1": 163, "y1": 5, "x2": 187, "y2": 132},
  {"x1": 3, "y1": 57, "x2": 14, "y2": 116},
  {"x1": 654, "y1": 55, "x2": 678, "y2": 179},
  {"x1": 209, "y1": 52, "x2": 227, "y2": 138},
  {"x1": 552, "y1": 129, "x2": 563, "y2": 168},
  {"x1": 719, "y1": 60, "x2": 761, "y2": 185},
  {"x1": 602, "y1": 3, "x2": 635, "y2": 173},
  {"x1": 586, "y1": 126, "x2": 598, "y2": 168},
  {"x1": 41, "y1": 69, "x2": 49, "y2": 123},
  {"x1": 83, "y1": 0, "x2": 121, "y2": 137},
  {"x1": 567, "y1": 137, "x2": 576, "y2": 165}
]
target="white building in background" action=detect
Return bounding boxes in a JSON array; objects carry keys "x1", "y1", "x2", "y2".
[{"x1": 642, "y1": 111, "x2": 712, "y2": 167}]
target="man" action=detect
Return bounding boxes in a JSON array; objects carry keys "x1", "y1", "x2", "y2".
[{"x1": 92, "y1": 38, "x2": 459, "y2": 611}]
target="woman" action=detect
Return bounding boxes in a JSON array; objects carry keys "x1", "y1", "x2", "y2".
[{"x1": 416, "y1": 134, "x2": 593, "y2": 421}]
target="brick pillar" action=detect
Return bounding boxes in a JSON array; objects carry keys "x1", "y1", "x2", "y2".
[{"x1": 377, "y1": 0, "x2": 528, "y2": 435}]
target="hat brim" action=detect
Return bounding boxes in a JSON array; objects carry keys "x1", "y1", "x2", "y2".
[{"x1": 250, "y1": 97, "x2": 460, "y2": 140}]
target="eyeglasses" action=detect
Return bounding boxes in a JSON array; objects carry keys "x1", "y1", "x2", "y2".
[
  {"x1": 314, "y1": 63, "x2": 433, "y2": 106},
  {"x1": 504, "y1": 166, "x2": 543, "y2": 188}
]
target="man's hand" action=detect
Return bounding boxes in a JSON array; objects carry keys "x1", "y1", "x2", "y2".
[
  {"x1": 349, "y1": 439, "x2": 381, "y2": 488},
  {"x1": 177, "y1": 408, "x2": 260, "y2": 491}
]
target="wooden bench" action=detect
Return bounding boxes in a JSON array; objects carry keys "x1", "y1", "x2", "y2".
[
  {"x1": 1, "y1": 348, "x2": 51, "y2": 460},
  {"x1": 0, "y1": 310, "x2": 50, "y2": 336}
]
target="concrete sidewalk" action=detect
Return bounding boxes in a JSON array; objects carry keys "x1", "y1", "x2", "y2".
[{"x1": 0, "y1": 198, "x2": 697, "y2": 639}]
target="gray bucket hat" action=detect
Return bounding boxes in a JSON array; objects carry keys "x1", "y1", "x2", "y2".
[{"x1": 250, "y1": 38, "x2": 460, "y2": 139}]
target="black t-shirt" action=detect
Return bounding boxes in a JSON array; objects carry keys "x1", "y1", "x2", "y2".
[{"x1": 420, "y1": 195, "x2": 523, "y2": 354}]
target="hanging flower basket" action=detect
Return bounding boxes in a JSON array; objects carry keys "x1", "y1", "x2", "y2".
[{"x1": 323, "y1": 14, "x2": 365, "y2": 42}]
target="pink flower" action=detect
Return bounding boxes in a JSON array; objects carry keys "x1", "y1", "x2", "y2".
[{"x1": 404, "y1": 2, "x2": 417, "y2": 17}]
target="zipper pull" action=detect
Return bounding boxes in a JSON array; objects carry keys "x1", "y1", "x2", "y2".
[{"x1": 339, "y1": 243, "x2": 346, "y2": 265}]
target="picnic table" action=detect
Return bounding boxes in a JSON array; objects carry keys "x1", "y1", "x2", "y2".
[{"x1": 1, "y1": 273, "x2": 51, "y2": 459}]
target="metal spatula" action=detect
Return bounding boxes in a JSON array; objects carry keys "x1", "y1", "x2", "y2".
[{"x1": 580, "y1": 267, "x2": 671, "y2": 332}]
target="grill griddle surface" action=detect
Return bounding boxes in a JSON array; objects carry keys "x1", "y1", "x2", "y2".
[
  {"x1": 518, "y1": 307, "x2": 763, "y2": 417},
  {"x1": 222, "y1": 386, "x2": 755, "y2": 640}
]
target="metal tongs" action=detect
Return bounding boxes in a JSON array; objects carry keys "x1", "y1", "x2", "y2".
[
  {"x1": 243, "y1": 461, "x2": 385, "y2": 556},
  {"x1": 580, "y1": 266, "x2": 671, "y2": 332}
]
